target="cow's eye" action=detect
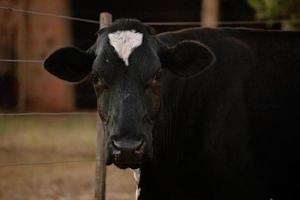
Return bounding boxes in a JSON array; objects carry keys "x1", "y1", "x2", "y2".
[
  {"x1": 91, "y1": 74, "x2": 108, "y2": 91},
  {"x1": 145, "y1": 70, "x2": 161, "y2": 96},
  {"x1": 153, "y1": 70, "x2": 161, "y2": 82},
  {"x1": 148, "y1": 70, "x2": 161, "y2": 86},
  {"x1": 91, "y1": 74, "x2": 101, "y2": 85}
]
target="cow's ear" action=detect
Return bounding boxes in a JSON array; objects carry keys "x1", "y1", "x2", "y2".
[
  {"x1": 159, "y1": 41, "x2": 215, "y2": 78},
  {"x1": 44, "y1": 47, "x2": 95, "y2": 82}
]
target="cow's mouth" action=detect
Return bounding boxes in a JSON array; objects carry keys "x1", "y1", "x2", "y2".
[
  {"x1": 113, "y1": 161, "x2": 142, "y2": 169},
  {"x1": 112, "y1": 150, "x2": 144, "y2": 169},
  {"x1": 105, "y1": 139, "x2": 147, "y2": 169}
]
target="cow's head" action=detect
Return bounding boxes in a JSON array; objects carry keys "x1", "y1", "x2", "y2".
[{"x1": 44, "y1": 19, "x2": 215, "y2": 169}]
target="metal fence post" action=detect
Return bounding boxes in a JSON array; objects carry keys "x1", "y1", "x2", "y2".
[{"x1": 95, "y1": 12, "x2": 112, "y2": 200}]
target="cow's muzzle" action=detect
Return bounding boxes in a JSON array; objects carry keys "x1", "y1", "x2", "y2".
[{"x1": 109, "y1": 139, "x2": 145, "y2": 169}]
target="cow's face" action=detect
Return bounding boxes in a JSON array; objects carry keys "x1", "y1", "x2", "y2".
[
  {"x1": 44, "y1": 19, "x2": 215, "y2": 169},
  {"x1": 90, "y1": 21, "x2": 162, "y2": 169}
]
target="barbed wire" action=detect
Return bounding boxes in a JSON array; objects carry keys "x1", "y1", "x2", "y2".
[
  {"x1": 0, "y1": 159, "x2": 105, "y2": 168},
  {"x1": 1, "y1": 5, "x2": 300, "y2": 26}
]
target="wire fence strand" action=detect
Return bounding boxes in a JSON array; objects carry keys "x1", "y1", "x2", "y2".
[
  {"x1": 0, "y1": 111, "x2": 99, "y2": 169},
  {"x1": 0, "y1": 159, "x2": 106, "y2": 168},
  {"x1": 0, "y1": 59, "x2": 44, "y2": 63},
  {"x1": 0, "y1": 5, "x2": 99, "y2": 24},
  {"x1": 1, "y1": 5, "x2": 300, "y2": 26},
  {"x1": 145, "y1": 19, "x2": 298, "y2": 26},
  {"x1": 0, "y1": 112, "x2": 96, "y2": 116}
]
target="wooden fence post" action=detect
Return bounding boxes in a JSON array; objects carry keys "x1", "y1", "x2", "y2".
[
  {"x1": 100, "y1": 12, "x2": 113, "y2": 29},
  {"x1": 201, "y1": 0, "x2": 220, "y2": 27},
  {"x1": 95, "y1": 12, "x2": 112, "y2": 200}
]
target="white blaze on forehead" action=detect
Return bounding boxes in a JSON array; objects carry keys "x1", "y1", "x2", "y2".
[{"x1": 108, "y1": 30, "x2": 143, "y2": 66}]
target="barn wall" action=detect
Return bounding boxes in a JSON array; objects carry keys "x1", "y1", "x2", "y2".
[
  {"x1": 0, "y1": 0, "x2": 18, "y2": 110},
  {"x1": 0, "y1": 0, "x2": 75, "y2": 112}
]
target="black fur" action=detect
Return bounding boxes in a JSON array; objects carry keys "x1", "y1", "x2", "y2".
[
  {"x1": 139, "y1": 27, "x2": 300, "y2": 200},
  {"x1": 44, "y1": 47, "x2": 95, "y2": 82}
]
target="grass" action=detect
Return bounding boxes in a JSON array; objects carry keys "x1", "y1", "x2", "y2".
[
  {"x1": 0, "y1": 115, "x2": 97, "y2": 163},
  {"x1": 0, "y1": 115, "x2": 136, "y2": 200}
]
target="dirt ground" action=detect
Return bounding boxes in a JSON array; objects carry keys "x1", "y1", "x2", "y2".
[{"x1": 0, "y1": 115, "x2": 136, "y2": 200}]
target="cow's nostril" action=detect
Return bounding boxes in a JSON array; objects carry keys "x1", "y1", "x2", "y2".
[
  {"x1": 113, "y1": 149, "x2": 121, "y2": 156},
  {"x1": 143, "y1": 114, "x2": 153, "y2": 124},
  {"x1": 112, "y1": 139, "x2": 144, "y2": 152},
  {"x1": 112, "y1": 140, "x2": 120, "y2": 149},
  {"x1": 135, "y1": 141, "x2": 144, "y2": 151}
]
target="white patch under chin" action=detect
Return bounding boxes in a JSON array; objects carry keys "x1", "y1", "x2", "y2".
[
  {"x1": 136, "y1": 188, "x2": 141, "y2": 200},
  {"x1": 108, "y1": 30, "x2": 143, "y2": 66},
  {"x1": 132, "y1": 168, "x2": 140, "y2": 183},
  {"x1": 131, "y1": 168, "x2": 141, "y2": 200}
]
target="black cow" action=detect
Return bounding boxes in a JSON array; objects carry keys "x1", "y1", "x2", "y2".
[{"x1": 44, "y1": 19, "x2": 300, "y2": 200}]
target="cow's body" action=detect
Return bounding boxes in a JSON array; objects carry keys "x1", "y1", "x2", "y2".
[
  {"x1": 44, "y1": 20, "x2": 300, "y2": 200},
  {"x1": 138, "y1": 28, "x2": 300, "y2": 200}
]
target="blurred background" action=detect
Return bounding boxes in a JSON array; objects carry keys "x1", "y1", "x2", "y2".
[{"x1": 0, "y1": 0, "x2": 299, "y2": 199}]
